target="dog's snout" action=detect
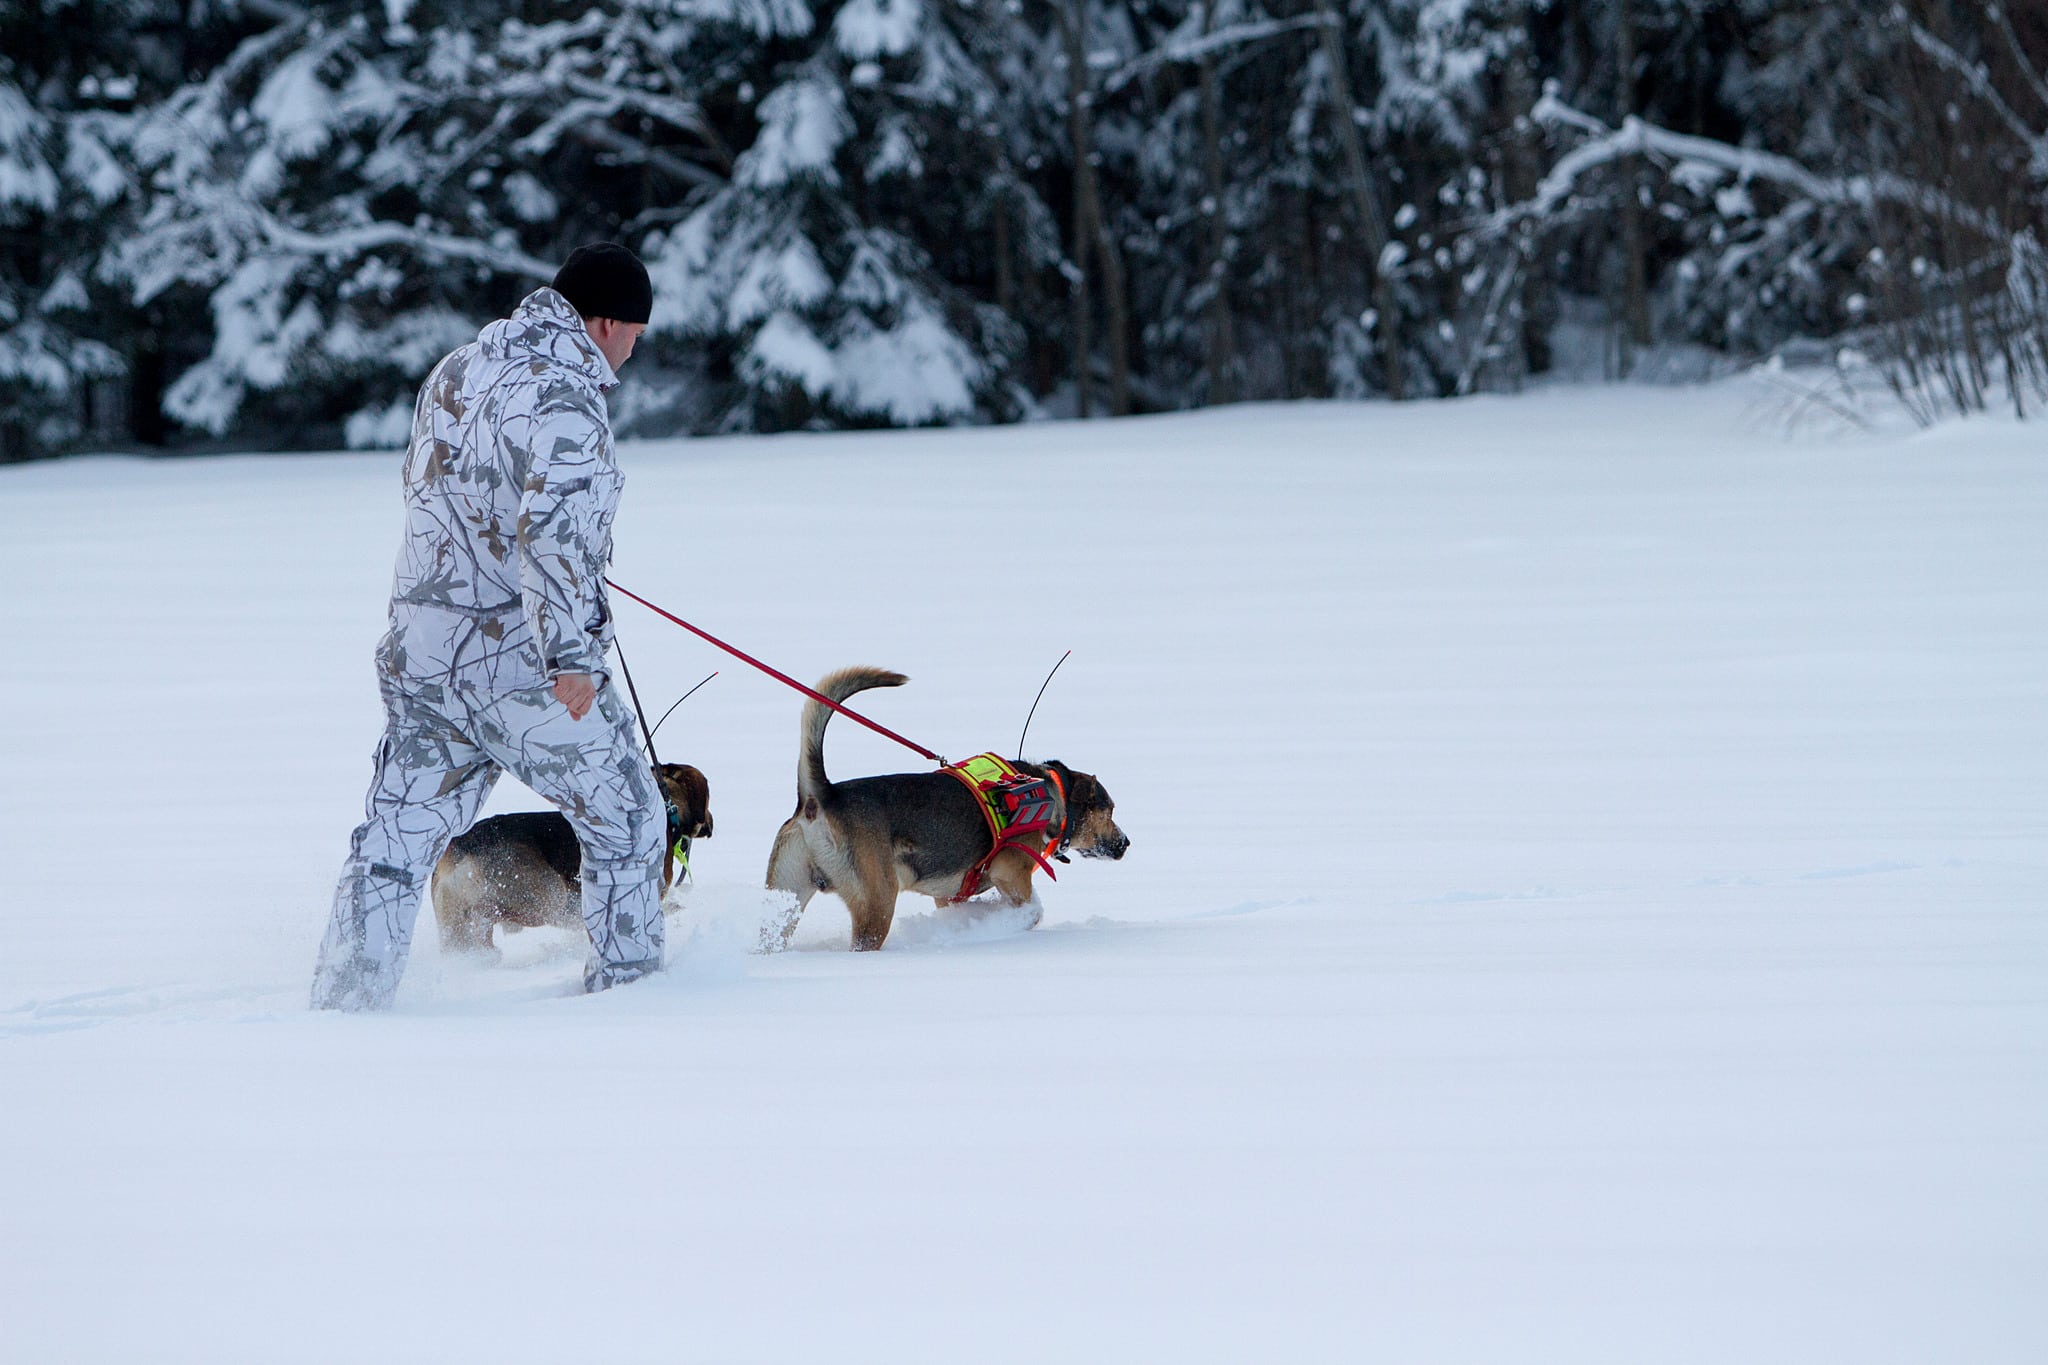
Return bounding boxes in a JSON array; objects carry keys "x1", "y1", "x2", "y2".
[{"x1": 1081, "y1": 827, "x2": 1130, "y2": 860}]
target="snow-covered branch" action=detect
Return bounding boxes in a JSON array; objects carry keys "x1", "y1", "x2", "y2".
[
  {"x1": 251, "y1": 210, "x2": 555, "y2": 281},
  {"x1": 1101, "y1": 16, "x2": 1334, "y2": 97},
  {"x1": 1987, "y1": 2, "x2": 2048, "y2": 119},
  {"x1": 570, "y1": 122, "x2": 724, "y2": 190},
  {"x1": 1907, "y1": 20, "x2": 2047, "y2": 159},
  {"x1": 1492, "y1": 95, "x2": 2007, "y2": 245},
  {"x1": 513, "y1": 81, "x2": 724, "y2": 189}
]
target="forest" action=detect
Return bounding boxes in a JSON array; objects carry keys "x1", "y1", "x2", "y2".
[{"x1": 3, "y1": 0, "x2": 2046, "y2": 457}]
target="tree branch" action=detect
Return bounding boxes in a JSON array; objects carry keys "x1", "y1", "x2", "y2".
[
  {"x1": 1988, "y1": 2, "x2": 2048, "y2": 118},
  {"x1": 1487, "y1": 96, "x2": 2008, "y2": 245},
  {"x1": 1101, "y1": 15, "x2": 1334, "y2": 97},
  {"x1": 514, "y1": 87, "x2": 724, "y2": 190},
  {"x1": 567, "y1": 121, "x2": 724, "y2": 191},
  {"x1": 254, "y1": 207, "x2": 556, "y2": 280},
  {"x1": 1908, "y1": 20, "x2": 2046, "y2": 158}
]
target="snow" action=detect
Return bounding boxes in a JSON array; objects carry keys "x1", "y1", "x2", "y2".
[
  {"x1": 249, "y1": 37, "x2": 399, "y2": 170},
  {"x1": 344, "y1": 397, "x2": 415, "y2": 450},
  {"x1": 735, "y1": 78, "x2": 852, "y2": 188},
  {"x1": 164, "y1": 254, "x2": 327, "y2": 434},
  {"x1": 726, "y1": 237, "x2": 834, "y2": 330},
  {"x1": 743, "y1": 308, "x2": 837, "y2": 392},
  {"x1": 250, "y1": 42, "x2": 345, "y2": 162},
  {"x1": 2, "y1": 379, "x2": 2045, "y2": 1362},
  {"x1": 0, "y1": 80, "x2": 58, "y2": 213},
  {"x1": 866, "y1": 119, "x2": 923, "y2": 178},
  {"x1": 62, "y1": 116, "x2": 128, "y2": 207},
  {"x1": 827, "y1": 302, "x2": 981, "y2": 421},
  {"x1": 36, "y1": 273, "x2": 90, "y2": 315},
  {"x1": 833, "y1": 0, "x2": 924, "y2": 61},
  {"x1": 500, "y1": 169, "x2": 559, "y2": 224}
]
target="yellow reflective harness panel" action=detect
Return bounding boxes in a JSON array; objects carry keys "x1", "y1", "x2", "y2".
[{"x1": 940, "y1": 753, "x2": 1065, "y2": 902}]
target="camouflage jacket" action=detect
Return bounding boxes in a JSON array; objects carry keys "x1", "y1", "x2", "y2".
[{"x1": 380, "y1": 288, "x2": 623, "y2": 695}]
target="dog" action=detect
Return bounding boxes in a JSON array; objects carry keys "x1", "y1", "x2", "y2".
[
  {"x1": 765, "y1": 667, "x2": 1128, "y2": 951},
  {"x1": 431, "y1": 762, "x2": 712, "y2": 960}
]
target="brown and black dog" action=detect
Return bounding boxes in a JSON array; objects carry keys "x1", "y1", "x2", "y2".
[
  {"x1": 431, "y1": 762, "x2": 712, "y2": 961},
  {"x1": 765, "y1": 667, "x2": 1128, "y2": 951}
]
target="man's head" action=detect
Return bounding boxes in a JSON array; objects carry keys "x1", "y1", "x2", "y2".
[{"x1": 552, "y1": 242, "x2": 651, "y2": 372}]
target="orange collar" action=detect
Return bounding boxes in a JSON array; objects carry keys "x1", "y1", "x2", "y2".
[{"x1": 1045, "y1": 766, "x2": 1070, "y2": 859}]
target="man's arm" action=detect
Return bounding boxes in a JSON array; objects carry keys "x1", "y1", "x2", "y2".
[{"x1": 514, "y1": 394, "x2": 616, "y2": 708}]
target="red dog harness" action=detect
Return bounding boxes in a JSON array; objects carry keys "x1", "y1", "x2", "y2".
[{"x1": 941, "y1": 753, "x2": 1068, "y2": 903}]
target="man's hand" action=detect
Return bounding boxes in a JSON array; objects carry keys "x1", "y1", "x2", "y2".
[{"x1": 553, "y1": 672, "x2": 596, "y2": 720}]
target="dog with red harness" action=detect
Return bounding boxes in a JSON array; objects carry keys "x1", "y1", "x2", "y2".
[{"x1": 763, "y1": 667, "x2": 1130, "y2": 951}]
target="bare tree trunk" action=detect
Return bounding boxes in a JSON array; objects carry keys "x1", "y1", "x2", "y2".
[
  {"x1": 1093, "y1": 199, "x2": 1132, "y2": 415},
  {"x1": 1059, "y1": 0, "x2": 1131, "y2": 416},
  {"x1": 1062, "y1": 26, "x2": 1094, "y2": 419},
  {"x1": 1060, "y1": 0, "x2": 1099, "y2": 416},
  {"x1": 994, "y1": 188, "x2": 1013, "y2": 315},
  {"x1": 1615, "y1": 0, "x2": 1651, "y2": 373},
  {"x1": 1500, "y1": 0, "x2": 1548, "y2": 379},
  {"x1": 1198, "y1": 2, "x2": 1237, "y2": 405},
  {"x1": 1314, "y1": 0, "x2": 1405, "y2": 400}
]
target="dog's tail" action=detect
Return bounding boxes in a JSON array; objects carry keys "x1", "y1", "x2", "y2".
[{"x1": 799, "y1": 666, "x2": 909, "y2": 799}]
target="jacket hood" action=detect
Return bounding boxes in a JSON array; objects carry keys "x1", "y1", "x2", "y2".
[{"x1": 477, "y1": 287, "x2": 618, "y2": 391}]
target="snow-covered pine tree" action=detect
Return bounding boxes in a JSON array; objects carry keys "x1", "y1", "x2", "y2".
[
  {"x1": 642, "y1": 0, "x2": 1031, "y2": 430},
  {"x1": 103, "y1": 0, "x2": 735, "y2": 446},
  {"x1": 0, "y1": 3, "x2": 150, "y2": 463}
]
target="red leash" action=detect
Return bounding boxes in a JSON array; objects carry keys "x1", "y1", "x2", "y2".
[{"x1": 606, "y1": 578, "x2": 947, "y2": 764}]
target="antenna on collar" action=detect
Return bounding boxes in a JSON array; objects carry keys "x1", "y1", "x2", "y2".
[
  {"x1": 1016, "y1": 650, "x2": 1072, "y2": 761},
  {"x1": 649, "y1": 672, "x2": 718, "y2": 745}
]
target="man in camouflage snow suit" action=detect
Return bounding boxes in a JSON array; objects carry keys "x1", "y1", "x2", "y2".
[{"x1": 312, "y1": 244, "x2": 663, "y2": 1010}]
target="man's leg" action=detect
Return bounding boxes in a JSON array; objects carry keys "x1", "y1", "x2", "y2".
[
  {"x1": 312, "y1": 687, "x2": 498, "y2": 1011},
  {"x1": 473, "y1": 682, "x2": 664, "y2": 994}
]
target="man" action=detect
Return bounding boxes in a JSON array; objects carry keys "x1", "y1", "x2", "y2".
[{"x1": 312, "y1": 243, "x2": 661, "y2": 1011}]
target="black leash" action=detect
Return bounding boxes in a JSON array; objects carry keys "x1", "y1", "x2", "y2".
[
  {"x1": 612, "y1": 635, "x2": 662, "y2": 764},
  {"x1": 612, "y1": 635, "x2": 697, "y2": 884}
]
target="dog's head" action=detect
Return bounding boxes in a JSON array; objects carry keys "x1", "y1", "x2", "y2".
[
  {"x1": 1045, "y1": 761, "x2": 1130, "y2": 861},
  {"x1": 654, "y1": 762, "x2": 714, "y2": 840}
]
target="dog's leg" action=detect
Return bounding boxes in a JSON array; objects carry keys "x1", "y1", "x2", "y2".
[
  {"x1": 845, "y1": 841, "x2": 900, "y2": 951},
  {"x1": 431, "y1": 860, "x2": 503, "y2": 963},
  {"x1": 764, "y1": 817, "x2": 820, "y2": 950},
  {"x1": 986, "y1": 850, "x2": 1046, "y2": 931}
]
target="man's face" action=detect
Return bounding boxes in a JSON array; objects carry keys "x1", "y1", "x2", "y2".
[{"x1": 587, "y1": 317, "x2": 647, "y2": 373}]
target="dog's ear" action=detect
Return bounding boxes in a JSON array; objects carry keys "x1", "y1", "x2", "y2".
[
  {"x1": 1060, "y1": 766, "x2": 1104, "y2": 811},
  {"x1": 654, "y1": 763, "x2": 711, "y2": 827},
  {"x1": 673, "y1": 763, "x2": 714, "y2": 838}
]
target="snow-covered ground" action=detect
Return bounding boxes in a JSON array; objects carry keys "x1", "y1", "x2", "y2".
[{"x1": 2, "y1": 380, "x2": 2043, "y2": 1363}]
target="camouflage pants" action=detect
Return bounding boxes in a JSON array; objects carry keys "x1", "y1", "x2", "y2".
[{"x1": 311, "y1": 675, "x2": 664, "y2": 1010}]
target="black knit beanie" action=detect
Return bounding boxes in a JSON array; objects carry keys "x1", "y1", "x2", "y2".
[{"x1": 551, "y1": 243, "x2": 652, "y2": 325}]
